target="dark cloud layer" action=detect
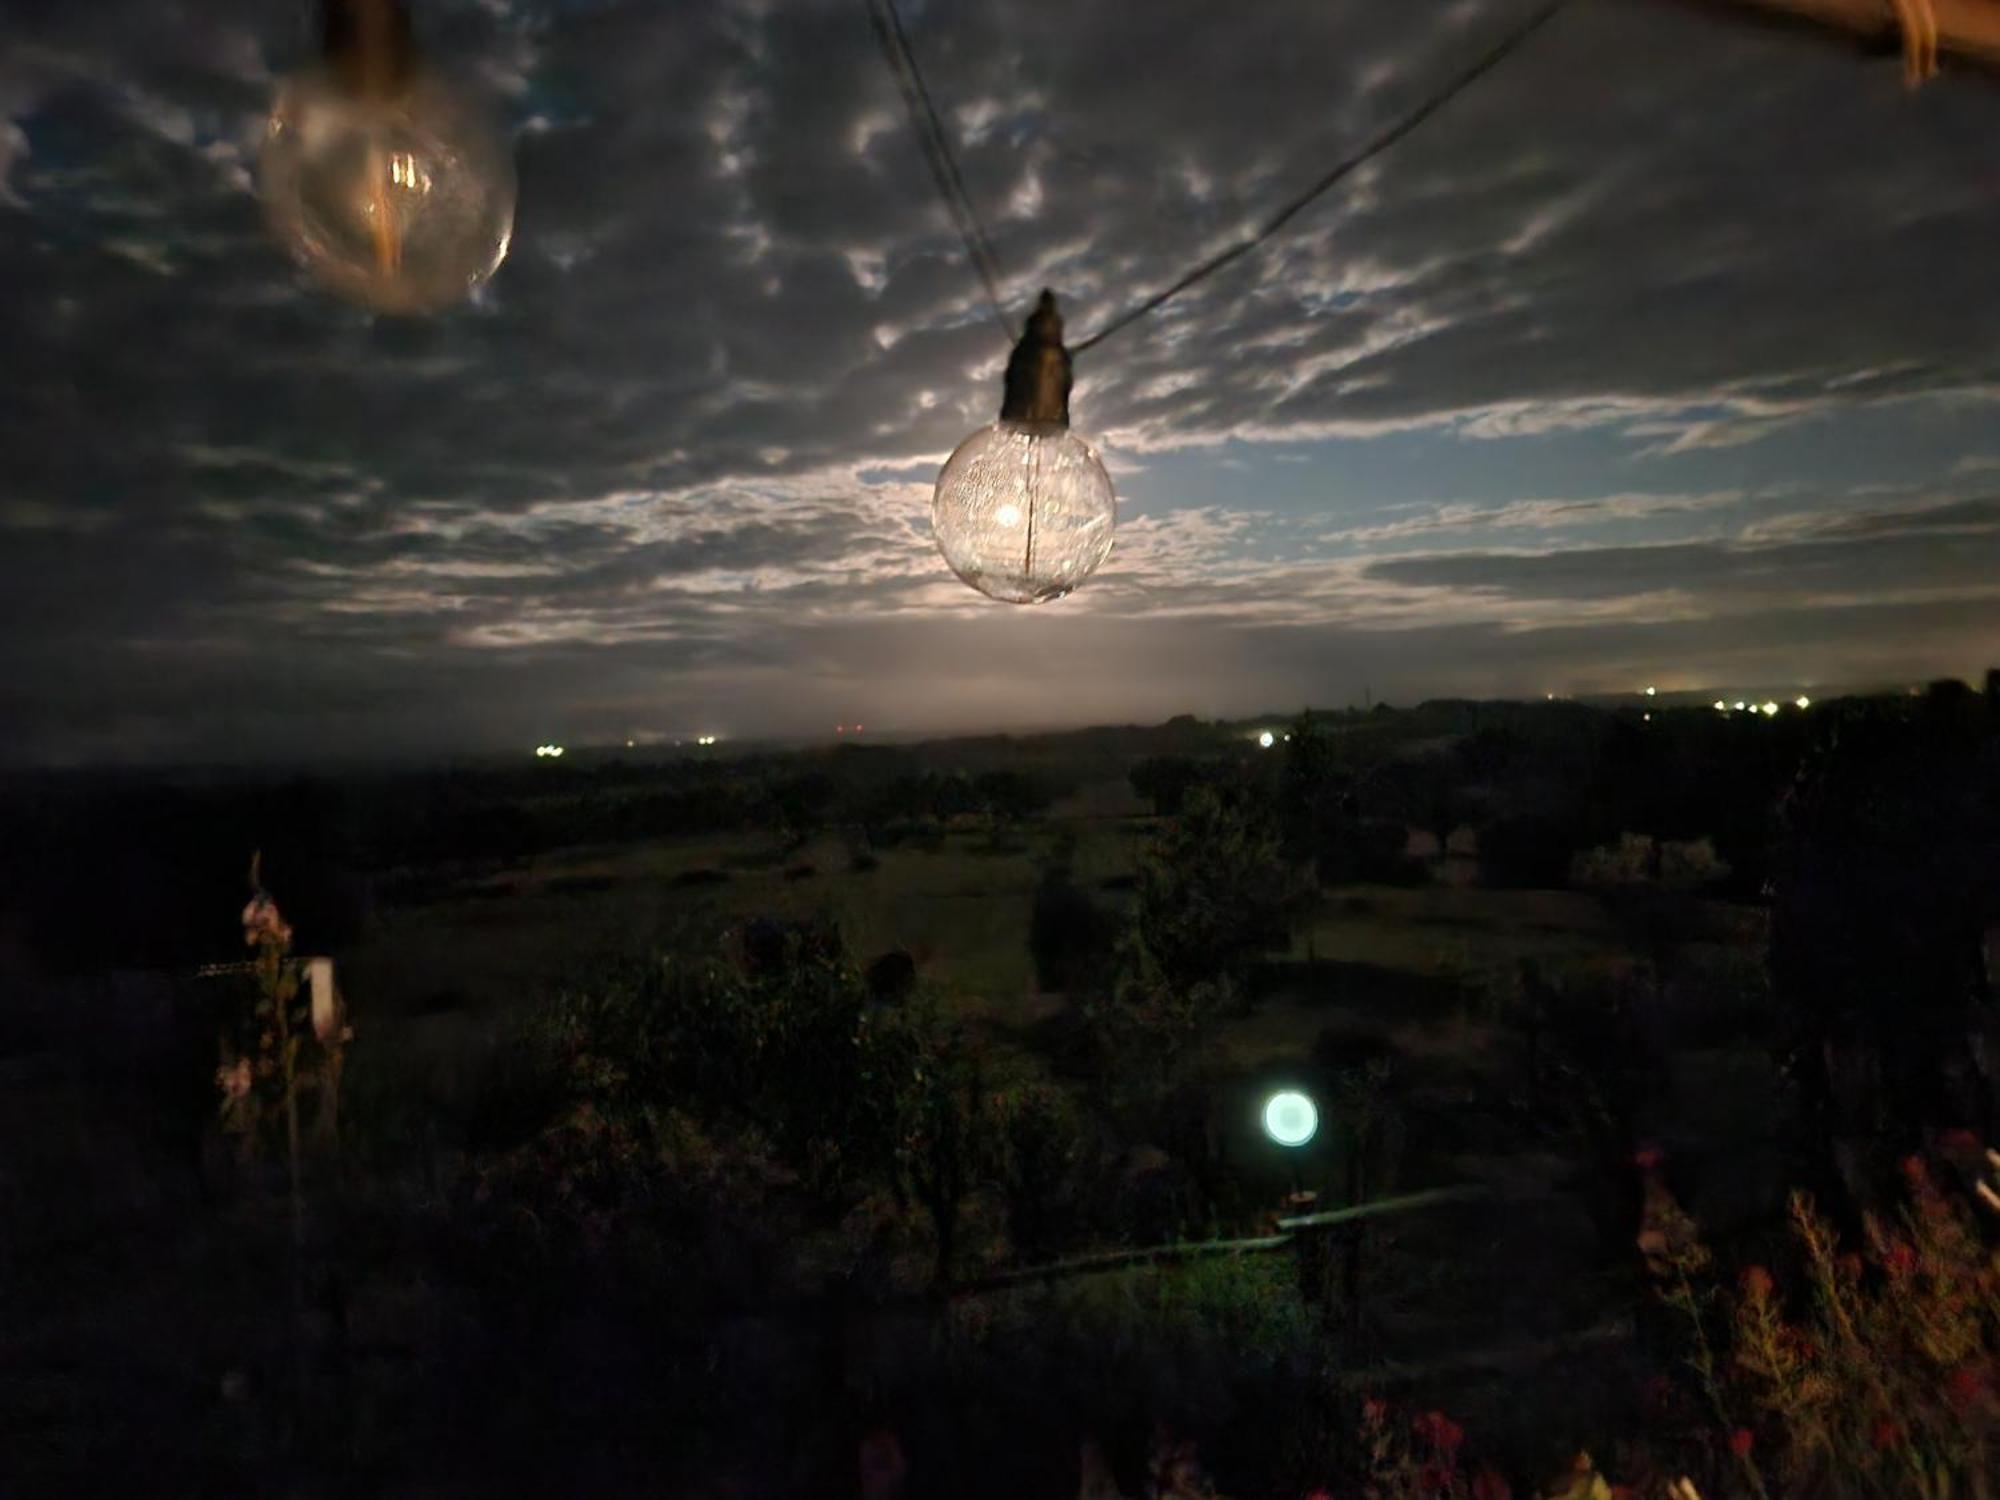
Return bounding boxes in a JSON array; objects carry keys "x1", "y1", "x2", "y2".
[{"x1": 2, "y1": 0, "x2": 1998, "y2": 763}]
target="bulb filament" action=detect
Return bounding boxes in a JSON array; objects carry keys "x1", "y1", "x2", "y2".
[
  {"x1": 367, "y1": 143, "x2": 401, "y2": 276},
  {"x1": 1023, "y1": 435, "x2": 1040, "y2": 582}
]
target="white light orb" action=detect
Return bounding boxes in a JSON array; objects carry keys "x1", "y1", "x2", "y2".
[
  {"x1": 262, "y1": 65, "x2": 515, "y2": 314},
  {"x1": 1258, "y1": 731, "x2": 1276, "y2": 749},
  {"x1": 1262, "y1": 1090, "x2": 1318, "y2": 1148},
  {"x1": 932, "y1": 421, "x2": 1115, "y2": 604}
]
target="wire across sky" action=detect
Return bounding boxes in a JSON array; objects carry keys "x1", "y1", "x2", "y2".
[{"x1": 864, "y1": 0, "x2": 1574, "y2": 356}]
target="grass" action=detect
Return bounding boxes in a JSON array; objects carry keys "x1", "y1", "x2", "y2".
[{"x1": 344, "y1": 816, "x2": 1154, "y2": 1022}]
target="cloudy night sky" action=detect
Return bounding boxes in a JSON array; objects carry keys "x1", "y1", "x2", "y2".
[{"x1": 3, "y1": 0, "x2": 2000, "y2": 765}]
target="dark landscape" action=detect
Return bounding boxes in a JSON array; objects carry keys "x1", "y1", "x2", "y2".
[
  {"x1": 5, "y1": 0, "x2": 2000, "y2": 1494},
  {"x1": 5, "y1": 689, "x2": 1998, "y2": 1494}
]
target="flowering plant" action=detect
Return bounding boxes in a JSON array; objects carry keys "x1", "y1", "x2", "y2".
[
  {"x1": 1649, "y1": 1143, "x2": 2000, "y2": 1500},
  {"x1": 217, "y1": 853, "x2": 350, "y2": 1161}
]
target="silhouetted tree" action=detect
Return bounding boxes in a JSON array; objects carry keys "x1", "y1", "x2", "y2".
[
  {"x1": 1132, "y1": 784, "x2": 1306, "y2": 997},
  {"x1": 1030, "y1": 866, "x2": 1118, "y2": 996},
  {"x1": 893, "y1": 1020, "x2": 995, "y2": 1288},
  {"x1": 1770, "y1": 691, "x2": 2000, "y2": 1196}
]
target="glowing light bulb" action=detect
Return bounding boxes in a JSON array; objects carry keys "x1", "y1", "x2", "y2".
[
  {"x1": 932, "y1": 291, "x2": 1115, "y2": 604},
  {"x1": 261, "y1": 2, "x2": 515, "y2": 314}
]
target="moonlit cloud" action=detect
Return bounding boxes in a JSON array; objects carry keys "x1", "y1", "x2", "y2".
[{"x1": 1, "y1": 0, "x2": 1999, "y2": 763}]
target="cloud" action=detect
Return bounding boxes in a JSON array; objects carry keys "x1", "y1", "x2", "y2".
[
  {"x1": 1, "y1": 0, "x2": 1998, "y2": 762},
  {"x1": 1362, "y1": 495, "x2": 2000, "y2": 628}
]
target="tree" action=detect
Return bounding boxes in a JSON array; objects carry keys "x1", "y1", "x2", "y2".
[
  {"x1": 1030, "y1": 864, "x2": 1118, "y2": 996},
  {"x1": 1277, "y1": 715, "x2": 1351, "y2": 866},
  {"x1": 1770, "y1": 695, "x2": 2000, "y2": 1187},
  {"x1": 1132, "y1": 784, "x2": 1306, "y2": 997},
  {"x1": 1088, "y1": 787, "x2": 1308, "y2": 1192},
  {"x1": 892, "y1": 1018, "x2": 995, "y2": 1288},
  {"x1": 991, "y1": 1082, "x2": 1090, "y2": 1262}
]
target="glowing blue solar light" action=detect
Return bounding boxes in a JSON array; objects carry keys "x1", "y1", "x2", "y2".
[{"x1": 1262, "y1": 1090, "x2": 1318, "y2": 1148}]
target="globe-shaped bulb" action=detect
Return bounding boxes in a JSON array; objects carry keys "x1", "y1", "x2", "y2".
[
  {"x1": 932, "y1": 421, "x2": 1115, "y2": 604},
  {"x1": 261, "y1": 65, "x2": 515, "y2": 314}
]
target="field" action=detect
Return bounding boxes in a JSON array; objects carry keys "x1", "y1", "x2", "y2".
[
  {"x1": 335, "y1": 784, "x2": 1772, "y2": 1384},
  {"x1": 342, "y1": 792, "x2": 1656, "y2": 1120}
]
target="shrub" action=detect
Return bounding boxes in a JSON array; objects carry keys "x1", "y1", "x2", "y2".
[
  {"x1": 1030, "y1": 872, "x2": 1118, "y2": 996},
  {"x1": 865, "y1": 949, "x2": 918, "y2": 1005},
  {"x1": 991, "y1": 1082, "x2": 1093, "y2": 1261}
]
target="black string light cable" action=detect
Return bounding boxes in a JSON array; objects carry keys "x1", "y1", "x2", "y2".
[
  {"x1": 865, "y1": 0, "x2": 1015, "y2": 340},
  {"x1": 1070, "y1": 0, "x2": 1573, "y2": 354}
]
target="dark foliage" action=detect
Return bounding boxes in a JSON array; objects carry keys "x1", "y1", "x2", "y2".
[
  {"x1": 1770, "y1": 688, "x2": 2000, "y2": 1178},
  {"x1": 865, "y1": 949, "x2": 918, "y2": 1004},
  {"x1": 1029, "y1": 869, "x2": 1119, "y2": 996}
]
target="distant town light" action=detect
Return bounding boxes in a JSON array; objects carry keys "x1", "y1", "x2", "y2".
[
  {"x1": 1643, "y1": 712, "x2": 1651, "y2": 722},
  {"x1": 1262, "y1": 1090, "x2": 1318, "y2": 1148},
  {"x1": 1713, "y1": 701, "x2": 1727, "y2": 712},
  {"x1": 1644, "y1": 686, "x2": 1656, "y2": 697},
  {"x1": 1733, "y1": 701, "x2": 1747, "y2": 712},
  {"x1": 1795, "y1": 696, "x2": 1810, "y2": 710},
  {"x1": 1258, "y1": 731, "x2": 1276, "y2": 749},
  {"x1": 534, "y1": 744, "x2": 565, "y2": 758},
  {"x1": 1761, "y1": 702, "x2": 1779, "y2": 717},
  {"x1": 696, "y1": 735, "x2": 718, "y2": 747}
]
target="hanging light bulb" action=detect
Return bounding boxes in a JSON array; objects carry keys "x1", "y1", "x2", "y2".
[
  {"x1": 932, "y1": 291, "x2": 1115, "y2": 604},
  {"x1": 261, "y1": 0, "x2": 516, "y2": 314}
]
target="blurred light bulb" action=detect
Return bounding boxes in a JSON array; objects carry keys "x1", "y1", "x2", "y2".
[
  {"x1": 261, "y1": 5, "x2": 514, "y2": 314},
  {"x1": 933, "y1": 291, "x2": 1115, "y2": 604}
]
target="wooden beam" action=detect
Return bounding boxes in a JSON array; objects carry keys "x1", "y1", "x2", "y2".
[{"x1": 1681, "y1": 0, "x2": 2000, "y2": 75}]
